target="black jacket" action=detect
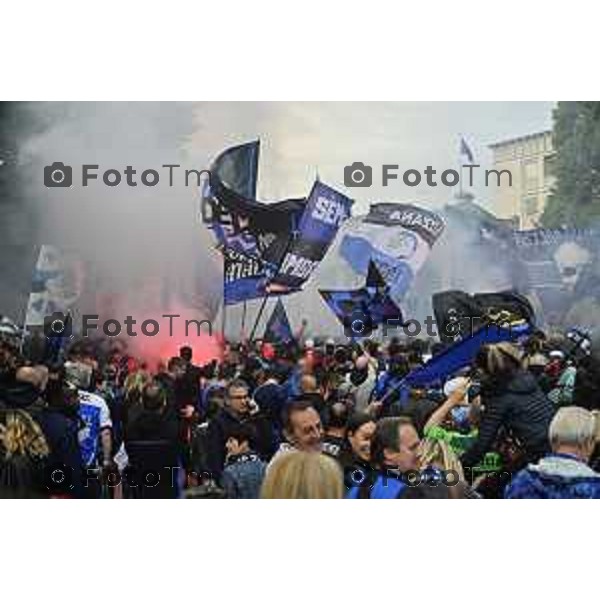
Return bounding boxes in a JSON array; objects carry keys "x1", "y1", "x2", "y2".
[
  {"x1": 461, "y1": 370, "x2": 555, "y2": 468},
  {"x1": 574, "y1": 355, "x2": 600, "y2": 411},
  {"x1": 205, "y1": 408, "x2": 245, "y2": 479},
  {"x1": 125, "y1": 410, "x2": 179, "y2": 443}
]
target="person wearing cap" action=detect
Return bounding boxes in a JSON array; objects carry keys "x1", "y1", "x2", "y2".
[
  {"x1": 505, "y1": 406, "x2": 600, "y2": 499},
  {"x1": 424, "y1": 378, "x2": 478, "y2": 455}
]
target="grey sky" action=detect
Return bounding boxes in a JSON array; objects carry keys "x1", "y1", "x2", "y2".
[{"x1": 190, "y1": 101, "x2": 555, "y2": 214}]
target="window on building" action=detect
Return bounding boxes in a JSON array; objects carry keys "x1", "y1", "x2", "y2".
[{"x1": 523, "y1": 160, "x2": 538, "y2": 190}]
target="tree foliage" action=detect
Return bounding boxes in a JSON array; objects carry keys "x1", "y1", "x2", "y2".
[{"x1": 542, "y1": 101, "x2": 600, "y2": 227}]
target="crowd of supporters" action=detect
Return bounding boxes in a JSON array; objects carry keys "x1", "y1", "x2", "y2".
[{"x1": 1, "y1": 327, "x2": 600, "y2": 499}]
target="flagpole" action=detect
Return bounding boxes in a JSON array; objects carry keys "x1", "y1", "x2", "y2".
[
  {"x1": 248, "y1": 294, "x2": 269, "y2": 342},
  {"x1": 458, "y1": 134, "x2": 463, "y2": 200},
  {"x1": 221, "y1": 270, "x2": 227, "y2": 341},
  {"x1": 248, "y1": 223, "x2": 299, "y2": 343},
  {"x1": 240, "y1": 300, "x2": 248, "y2": 341}
]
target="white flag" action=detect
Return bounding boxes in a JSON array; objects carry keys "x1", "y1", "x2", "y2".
[{"x1": 24, "y1": 245, "x2": 84, "y2": 327}]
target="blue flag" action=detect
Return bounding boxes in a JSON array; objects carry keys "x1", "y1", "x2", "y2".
[
  {"x1": 340, "y1": 203, "x2": 444, "y2": 301},
  {"x1": 319, "y1": 261, "x2": 403, "y2": 336},
  {"x1": 460, "y1": 137, "x2": 474, "y2": 163},
  {"x1": 375, "y1": 321, "x2": 532, "y2": 405},
  {"x1": 271, "y1": 180, "x2": 353, "y2": 290},
  {"x1": 263, "y1": 298, "x2": 293, "y2": 343},
  {"x1": 205, "y1": 143, "x2": 350, "y2": 306},
  {"x1": 403, "y1": 322, "x2": 531, "y2": 388}
]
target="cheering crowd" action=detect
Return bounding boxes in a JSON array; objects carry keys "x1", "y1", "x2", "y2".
[{"x1": 1, "y1": 326, "x2": 600, "y2": 499}]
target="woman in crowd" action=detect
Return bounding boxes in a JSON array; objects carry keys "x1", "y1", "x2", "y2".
[
  {"x1": 261, "y1": 451, "x2": 344, "y2": 499},
  {"x1": 460, "y1": 342, "x2": 556, "y2": 473},
  {"x1": 338, "y1": 413, "x2": 376, "y2": 487},
  {"x1": 418, "y1": 437, "x2": 478, "y2": 498}
]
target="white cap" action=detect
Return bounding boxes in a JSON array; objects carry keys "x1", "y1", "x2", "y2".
[
  {"x1": 304, "y1": 339, "x2": 315, "y2": 349},
  {"x1": 549, "y1": 350, "x2": 565, "y2": 360},
  {"x1": 443, "y1": 377, "x2": 468, "y2": 398}
]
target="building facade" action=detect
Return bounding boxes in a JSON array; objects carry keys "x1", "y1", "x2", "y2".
[{"x1": 489, "y1": 130, "x2": 556, "y2": 230}]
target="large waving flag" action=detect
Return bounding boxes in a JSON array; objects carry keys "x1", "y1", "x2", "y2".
[
  {"x1": 202, "y1": 141, "x2": 305, "y2": 267},
  {"x1": 269, "y1": 180, "x2": 353, "y2": 291},
  {"x1": 24, "y1": 245, "x2": 84, "y2": 327},
  {"x1": 432, "y1": 289, "x2": 535, "y2": 344},
  {"x1": 339, "y1": 203, "x2": 444, "y2": 301},
  {"x1": 204, "y1": 142, "x2": 353, "y2": 305},
  {"x1": 263, "y1": 298, "x2": 294, "y2": 343},
  {"x1": 319, "y1": 260, "x2": 402, "y2": 336},
  {"x1": 392, "y1": 322, "x2": 532, "y2": 398}
]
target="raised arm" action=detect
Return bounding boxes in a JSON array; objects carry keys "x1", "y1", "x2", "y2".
[{"x1": 424, "y1": 379, "x2": 469, "y2": 432}]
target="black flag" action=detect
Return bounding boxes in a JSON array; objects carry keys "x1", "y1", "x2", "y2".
[{"x1": 433, "y1": 289, "x2": 535, "y2": 344}]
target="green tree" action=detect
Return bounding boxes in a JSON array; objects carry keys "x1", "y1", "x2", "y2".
[{"x1": 542, "y1": 101, "x2": 600, "y2": 227}]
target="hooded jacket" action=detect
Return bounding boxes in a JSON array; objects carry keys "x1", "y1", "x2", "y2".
[
  {"x1": 461, "y1": 370, "x2": 555, "y2": 468},
  {"x1": 505, "y1": 453, "x2": 600, "y2": 499}
]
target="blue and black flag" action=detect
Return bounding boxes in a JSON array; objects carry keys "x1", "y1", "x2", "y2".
[
  {"x1": 203, "y1": 141, "x2": 352, "y2": 306},
  {"x1": 203, "y1": 140, "x2": 305, "y2": 266},
  {"x1": 263, "y1": 298, "x2": 294, "y2": 343},
  {"x1": 319, "y1": 260, "x2": 403, "y2": 336},
  {"x1": 432, "y1": 289, "x2": 535, "y2": 344}
]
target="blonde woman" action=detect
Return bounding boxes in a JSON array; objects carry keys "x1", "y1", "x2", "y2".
[
  {"x1": 417, "y1": 438, "x2": 478, "y2": 498},
  {"x1": 418, "y1": 437, "x2": 465, "y2": 481},
  {"x1": 261, "y1": 451, "x2": 344, "y2": 499}
]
